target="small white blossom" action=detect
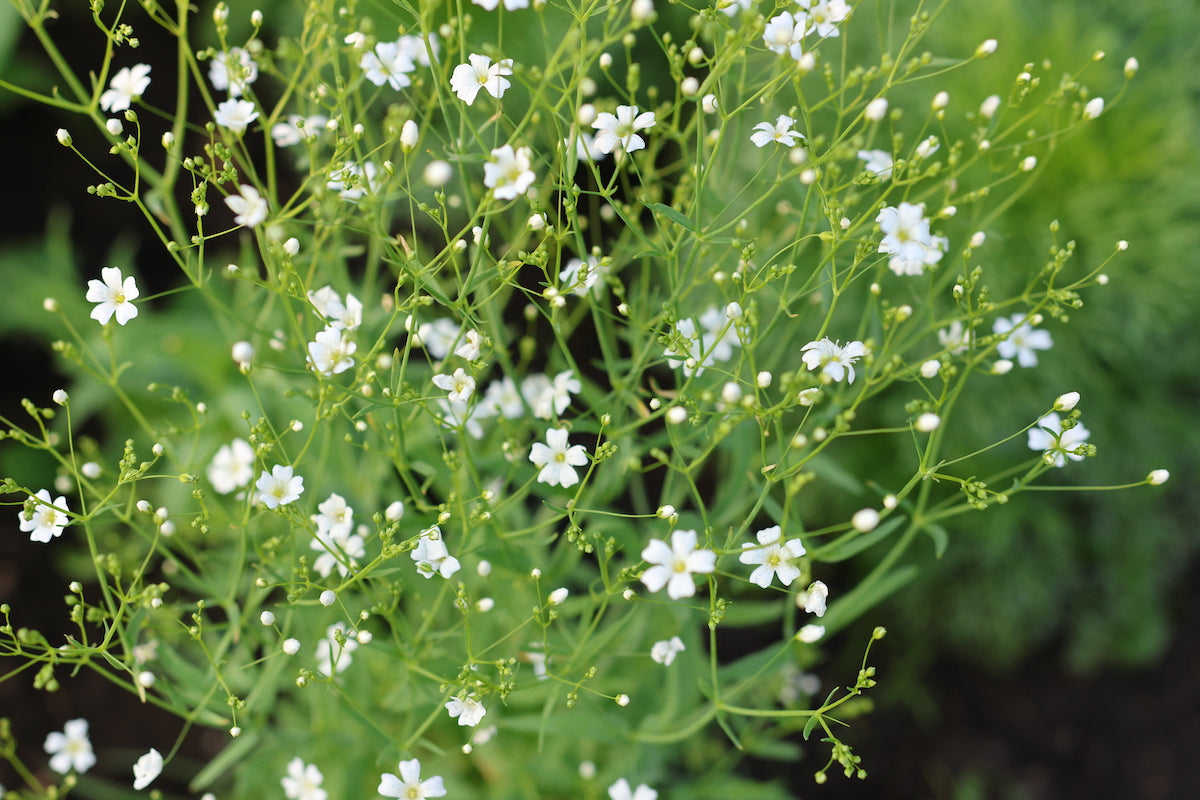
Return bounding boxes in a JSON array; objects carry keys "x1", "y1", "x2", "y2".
[
  {"x1": 650, "y1": 636, "x2": 685, "y2": 665},
  {"x1": 307, "y1": 327, "x2": 357, "y2": 375},
  {"x1": 433, "y1": 368, "x2": 476, "y2": 403},
  {"x1": 445, "y1": 695, "x2": 487, "y2": 726},
  {"x1": 1027, "y1": 412, "x2": 1090, "y2": 468},
  {"x1": 640, "y1": 529, "x2": 716, "y2": 600},
  {"x1": 798, "y1": 580, "x2": 829, "y2": 616},
  {"x1": 411, "y1": 525, "x2": 461, "y2": 579},
  {"x1": 209, "y1": 48, "x2": 258, "y2": 96},
  {"x1": 857, "y1": 149, "x2": 893, "y2": 179},
  {"x1": 282, "y1": 757, "x2": 328, "y2": 800},
  {"x1": 529, "y1": 428, "x2": 589, "y2": 488},
  {"x1": 86, "y1": 266, "x2": 140, "y2": 325},
  {"x1": 450, "y1": 54, "x2": 513, "y2": 104},
  {"x1": 750, "y1": 114, "x2": 802, "y2": 148},
  {"x1": 360, "y1": 40, "x2": 416, "y2": 90},
  {"x1": 224, "y1": 184, "x2": 268, "y2": 228},
  {"x1": 483, "y1": 144, "x2": 535, "y2": 200},
  {"x1": 100, "y1": 64, "x2": 152, "y2": 113},
  {"x1": 255, "y1": 464, "x2": 304, "y2": 508},
  {"x1": 378, "y1": 759, "x2": 446, "y2": 799},
  {"x1": 132, "y1": 748, "x2": 163, "y2": 790},
  {"x1": 44, "y1": 719, "x2": 95, "y2": 774},
  {"x1": 207, "y1": 438, "x2": 255, "y2": 494},
  {"x1": 592, "y1": 105, "x2": 656, "y2": 154},
  {"x1": 992, "y1": 313, "x2": 1053, "y2": 367},
  {"x1": 801, "y1": 337, "x2": 866, "y2": 384},
  {"x1": 739, "y1": 525, "x2": 806, "y2": 588},
  {"x1": 20, "y1": 489, "x2": 70, "y2": 543},
  {"x1": 608, "y1": 778, "x2": 658, "y2": 800},
  {"x1": 213, "y1": 98, "x2": 259, "y2": 133}
]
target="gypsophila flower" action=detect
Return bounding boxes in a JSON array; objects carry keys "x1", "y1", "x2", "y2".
[
  {"x1": 797, "y1": 624, "x2": 825, "y2": 643},
  {"x1": 307, "y1": 286, "x2": 362, "y2": 331},
  {"x1": 483, "y1": 144, "x2": 535, "y2": 200},
  {"x1": 446, "y1": 694, "x2": 487, "y2": 726},
  {"x1": 213, "y1": 98, "x2": 259, "y2": 133},
  {"x1": 522, "y1": 370, "x2": 581, "y2": 419},
  {"x1": 378, "y1": 759, "x2": 446, "y2": 799},
  {"x1": 411, "y1": 525, "x2": 461, "y2": 579},
  {"x1": 20, "y1": 489, "x2": 69, "y2": 543},
  {"x1": 650, "y1": 636, "x2": 685, "y2": 666},
  {"x1": 798, "y1": 0, "x2": 852, "y2": 38},
  {"x1": 207, "y1": 438, "x2": 255, "y2": 494},
  {"x1": 992, "y1": 313, "x2": 1053, "y2": 367},
  {"x1": 132, "y1": 748, "x2": 162, "y2": 790},
  {"x1": 739, "y1": 525, "x2": 806, "y2": 588},
  {"x1": 938, "y1": 320, "x2": 970, "y2": 355},
  {"x1": 360, "y1": 40, "x2": 416, "y2": 90},
  {"x1": 529, "y1": 428, "x2": 589, "y2": 488},
  {"x1": 311, "y1": 526, "x2": 365, "y2": 579},
  {"x1": 609, "y1": 778, "x2": 658, "y2": 800},
  {"x1": 256, "y1": 464, "x2": 304, "y2": 508},
  {"x1": 208, "y1": 48, "x2": 258, "y2": 96},
  {"x1": 451, "y1": 53, "x2": 513, "y2": 104},
  {"x1": 801, "y1": 337, "x2": 866, "y2": 384},
  {"x1": 560, "y1": 255, "x2": 608, "y2": 295},
  {"x1": 282, "y1": 758, "x2": 327, "y2": 800},
  {"x1": 44, "y1": 719, "x2": 95, "y2": 774},
  {"x1": 750, "y1": 114, "x2": 803, "y2": 148},
  {"x1": 307, "y1": 327, "x2": 357, "y2": 375},
  {"x1": 592, "y1": 105, "x2": 656, "y2": 154},
  {"x1": 224, "y1": 184, "x2": 268, "y2": 228},
  {"x1": 272, "y1": 114, "x2": 328, "y2": 147},
  {"x1": 763, "y1": 13, "x2": 804, "y2": 60},
  {"x1": 315, "y1": 622, "x2": 358, "y2": 676},
  {"x1": 472, "y1": 0, "x2": 529, "y2": 8},
  {"x1": 1027, "y1": 412, "x2": 1090, "y2": 468},
  {"x1": 86, "y1": 266, "x2": 139, "y2": 325},
  {"x1": 100, "y1": 64, "x2": 151, "y2": 113},
  {"x1": 640, "y1": 529, "x2": 716, "y2": 600},
  {"x1": 876, "y1": 202, "x2": 947, "y2": 275},
  {"x1": 798, "y1": 580, "x2": 829, "y2": 616},
  {"x1": 858, "y1": 149, "x2": 894, "y2": 178},
  {"x1": 433, "y1": 368, "x2": 476, "y2": 403},
  {"x1": 312, "y1": 493, "x2": 354, "y2": 538}
]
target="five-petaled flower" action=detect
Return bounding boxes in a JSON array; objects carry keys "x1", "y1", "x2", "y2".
[
  {"x1": 214, "y1": 98, "x2": 260, "y2": 134},
  {"x1": 640, "y1": 529, "x2": 716, "y2": 600},
  {"x1": 650, "y1": 636, "x2": 685, "y2": 666},
  {"x1": 411, "y1": 525, "x2": 461, "y2": 579},
  {"x1": 450, "y1": 53, "x2": 513, "y2": 104},
  {"x1": 433, "y1": 368, "x2": 476, "y2": 404},
  {"x1": 483, "y1": 144, "x2": 536, "y2": 200},
  {"x1": 379, "y1": 759, "x2": 446, "y2": 799},
  {"x1": 224, "y1": 184, "x2": 268, "y2": 228},
  {"x1": 876, "y1": 202, "x2": 947, "y2": 276},
  {"x1": 750, "y1": 114, "x2": 803, "y2": 148},
  {"x1": 307, "y1": 327, "x2": 357, "y2": 375},
  {"x1": 608, "y1": 778, "x2": 658, "y2": 800},
  {"x1": 739, "y1": 525, "x2": 806, "y2": 588},
  {"x1": 86, "y1": 266, "x2": 140, "y2": 325},
  {"x1": 446, "y1": 694, "x2": 487, "y2": 726},
  {"x1": 592, "y1": 105, "x2": 656, "y2": 154},
  {"x1": 209, "y1": 48, "x2": 258, "y2": 97},
  {"x1": 360, "y1": 41, "x2": 416, "y2": 90},
  {"x1": 993, "y1": 313, "x2": 1053, "y2": 367},
  {"x1": 529, "y1": 428, "x2": 589, "y2": 488},
  {"x1": 801, "y1": 337, "x2": 866, "y2": 384},
  {"x1": 20, "y1": 489, "x2": 70, "y2": 543},
  {"x1": 44, "y1": 718, "x2": 95, "y2": 774},
  {"x1": 256, "y1": 464, "x2": 304, "y2": 508},
  {"x1": 208, "y1": 438, "x2": 255, "y2": 494},
  {"x1": 282, "y1": 757, "x2": 327, "y2": 800},
  {"x1": 100, "y1": 64, "x2": 152, "y2": 113},
  {"x1": 1027, "y1": 411, "x2": 1090, "y2": 468}
]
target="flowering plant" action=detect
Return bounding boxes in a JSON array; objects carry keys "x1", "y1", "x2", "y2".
[{"x1": 0, "y1": 0, "x2": 1166, "y2": 797}]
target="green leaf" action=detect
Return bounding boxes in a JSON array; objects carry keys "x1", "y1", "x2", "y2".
[
  {"x1": 924, "y1": 521, "x2": 949, "y2": 558},
  {"x1": 643, "y1": 201, "x2": 697, "y2": 232},
  {"x1": 809, "y1": 517, "x2": 904, "y2": 563}
]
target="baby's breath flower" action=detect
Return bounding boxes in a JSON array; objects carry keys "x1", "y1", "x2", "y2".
[
  {"x1": 640, "y1": 529, "x2": 716, "y2": 599},
  {"x1": 100, "y1": 64, "x2": 152, "y2": 113},
  {"x1": 592, "y1": 105, "x2": 656, "y2": 154},
  {"x1": 864, "y1": 97, "x2": 889, "y2": 121},
  {"x1": 1083, "y1": 97, "x2": 1104, "y2": 120},
  {"x1": 282, "y1": 758, "x2": 327, "y2": 800},
  {"x1": 450, "y1": 54, "x2": 513, "y2": 104},
  {"x1": 86, "y1": 266, "x2": 140, "y2": 325},
  {"x1": 255, "y1": 465, "x2": 304, "y2": 508},
  {"x1": 224, "y1": 184, "x2": 268, "y2": 228},
  {"x1": 44, "y1": 719, "x2": 95, "y2": 774},
  {"x1": 132, "y1": 748, "x2": 162, "y2": 790},
  {"x1": 1147, "y1": 469, "x2": 1170, "y2": 485},
  {"x1": 484, "y1": 144, "x2": 535, "y2": 200},
  {"x1": 851, "y1": 508, "x2": 880, "y2": 532}
]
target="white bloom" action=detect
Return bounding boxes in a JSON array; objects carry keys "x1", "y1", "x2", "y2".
[
  {"x1": 312, "y1": 492, "x2": 354, "y2": 538},
  {"x1": 472, "y1": 0, "x2": 529, "y2": 8},
  {"x1": 100, "y1": 64, "x2": 152, "y2": 113},
  {"x1": 739, "y1": 525, "x2": 806, "y2": 588},
  {"x1": 750, "y1": 114, "x2": 803, "y2": 148},
  {"x1": 1027, "y1": 411, "x2": 1090, "y2": 468},
  {"x1": 411, "y1": 525, "x2": 461, "y2": 579},
  {"x1": 86, "y1": 266, "x2": 139, "y2": 325},
  {"x1": 378, "y1": 759, "x2": 446, "y2": 799},
  {"x1": 209, "y1": 48, "x2": 258, "y2": 96},
  {"x1": 132, "y1": 748, "x2": 163, "y2": 790},
  {"x1": 255, "y1": 464, "x2": 304, "y2": 508},
  {"x1": 272, "y1": 114, "x2": 328, "y2": 147},
  {"x1": 20, "y1": 489, "x2": 70, "y2": 544},
  {"x1": 414, "y1": 317, "x2": 460, "y2": 359},
  {"x1": 207, "y1": 438, "x2": 255, "y2": 494},
  {"x1": 650, "y1": 636, "x2": 685, "y2": 666},
  {"x1": 433, "y1": 368, "x2": 476, "y2": 403},
  {"x1": 798, "y1": 580, "x2": 829, "y2": 616},
  {"x1": 1083, "y1": 97, "x2": 1104, "y2": 120},
  {"x1": 282, "y1": 757, "x2": 327, "y2": 800},
  {"x1": 483, "y1": 376, "x2": 525, "y2": 418},
  {"x1": 797, "y1": 624, "x2": 825, "y2": 643},
  {"x1": 559, "y1": 255, "x2": 607, "y2": 295},
  {"x1": 938, "y1": 320, "x2": 970, "y2": 355},
  {"x1": 360, "y1": 40, "x2": 416, "y2": 90},
  {"x1": 44, "y1": 719, "x2": 95, "y2": 774},
  {"x1": 529, "y1": 428, "x2": 589, "y2": 488},
  {"x1": 307, "y1": 327, "x2": 356, "y2": 375},
  {"x1": 445, "y1": 695, "x2": 487, "y2": 726},
  {"x1": 483, "y1": 144, "x2": 535, "y2": 200},
  {"x1": 801, "y1": 337, "x2": 866, "y2": 384},
  {"x1": 640, "y1": 529, "x2": 717, "y2": 600},
  {"x1": 798, "y1": 0, "x2": 851, "y2": 38},
  {"x1": 224, "y1": 184, "x2": 268, "y2": 228},
  {"x1": 608, "y1": 778, "x2": 658, "y2": 800},
  {"x1": 1148, "y1": 469, "x2": 1169, "y2": 485},
  {"x1": 876, "y1": 202, "x2": 946, "y2": 275},
  {"x1": 858, "y1": 149, "x2": 893, "y2": 178},
  {"x1": 521, "y1": 370, "x2": 580, "y2": 418},
  {"x1": 763, "y1": 13, "x2": 804, "y2": 60},
  {"x1": 592, "y1": 105, "x2": 656, "y2": 154},
  {"x1": 450, "y1": 53, "x2": 513, "y2": 104},
  {"x1": 315, "y1": 622, "x2": 358, "y2": 675},
  {"x1": 980, "y1": 94, "x2": 1002, "y2": 119},
  {"x1": 213, "y1": 98, "x2": 259, "y2": 133},
  {"x1": 992, "y1": 313, "x2": 1053, "y2": 367}
]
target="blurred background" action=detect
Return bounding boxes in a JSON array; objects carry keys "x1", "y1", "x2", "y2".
[{"x1": 1, "y1": 1, "x2": 1197, "y2": 798}]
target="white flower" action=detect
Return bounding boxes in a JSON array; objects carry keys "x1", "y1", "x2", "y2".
[
  {"x1": 763, "y1": 13, "x2": 804, "y2": 60},
  {"x1": 255, "y1": 464, "x2": 304, "y2": 508},
  {"x1": 801, "y1": 337, "x2": 866, "y2": 384},
  {"x1": 1027, "y1": 411, "x2": 1090, "y2": 468},
  {"x1": 640, "y1": 529, "x2": 716, "y2": 600},
  {"x1": 521, "y1": 370, "x2": 581, "y2": 419},
  {"x1": 20, "y1": 489, "x2": 70, "y2": 544},
  {"x1": 315, "y1": 622, "x2": 358, "y2": 676},
  {"x1": 213, "y1": 98, "x2": 259, "y2": 133},
  {"x1": 992, "y1": 313, "x2": 1053, "y2": 367},
  {"x1": 798, "y1": 580, "x2": 829, "y2": 616},
  {"x1": 455, "y1": 329, "x2": 483, "y2": 360},
  {"x1": 877, "y1": 202, "x2": 946, "y2": 276},
  {"x1": 100, "y1": 64, "x2": 152, "y2": 113},
  {"x1": 938, "y1": 320, "x2": 970, "y2": 355},
  {"x1": 132, "y1": 748, "x2": 162, "y2": 790},
  {"x1": 208, "y1": 48, "x2": 258, "y2": 96},
  {"x1": 360, "y1": 40, "x2": 416, "y2": 90},
  {"x1": 307, "y1": 327, "x2": 357, "y2": 375},
  {"x1": 445, "y1": 695, "x2": 487, "y2": 726},
  {"x1": 483, "y1": 144, "x2": 535, "y2": 200},
  {"x1": 224, "y1": 184, "x2": 268, "y2": 228},
  {"x1": 207, "y1": 438, "x2": 255, "y2": 494},
  {"x1": 282, "y1": 757, "x2": 327, "y2": 800},
  {"x1": 44, "y1": 719, "x2": 95, "y2": 774},
  {"x1": 797, "y1": 624, "x2": 825, "y2": 643},
  {"x1": 650, "y1": 636, "x2": 685, "y2": 666},
  {"x1": 529, "y1": 428, "x2": 589, "y2": 488},
  {"x1": 472, "y1": 0, "x2": 529, "y2": 8},
  {"x1": 311, "y1": 526, "x2": 365, "y2": 579},
  {"x1": 312, "y1": 492, "x2": 354, "y2": 538},
  {"x1": 433, "y1": 368, "x2": 476, "y2": 403},
  {"x1": 718, "y1": 0, "x2": 754, "y2": 14},
  {"x1": 592, "y1": 105, "x2": 656, "y2": 154},
  {"x1": 560, "y1": 255, "x2": 608, "y2": 296},
  {"x1": 450, "y1": 53, "x2": 513, "y2": 104},
  {"x1": 379, "y1": 759, "x2": 446, "y2": 799},
  {"x1": 307, "y1": 286, "x2": 362, "y2": 331},
  {"x1": 327, "y1": 161, "x2": 379, "y2": 201},
  {"x1": 797, "y1": 0, "x2": 851, "y2": 39},
  {"x1": 271, "y1": 114, "x2": 328, "y2": 147},
  {"x1": 858, "y1": 149, "x2": 894, "y2": 178},
  {"x1": 739, "y1": 525, "x2": 806, "y2": 588},
  {"x1": 411, "y1": 525, "x2": 461, "y2": 579},
  {"x1": 483, "y1": 376, "x2": 525, "y2": 418},
  {"x1": 436, "y1": 398, "x2": 487, "y2": 439},
  {"x1": 86, "y1": 266, "x2": 140, "y2": 326},
  {"x1": 608, "y1": 778, "x2": 658, "y2": 800},
  {"x1": 1083, "y1": 97, "x2": 1104, "y2": 120},
  {"x1": 750, "y1": 114, "x2": 803, "y2": 148},
  {"x1": 414, "y1": 317, "x2": 460, "y2": 359}
]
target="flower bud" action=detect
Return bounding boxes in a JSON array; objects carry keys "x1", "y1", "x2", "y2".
[
  {"x1": 851, "y1": 508, "x2": 880, "y2": 532},
  {"x1": 980, "y1": 94, "x2": 1001, "y2": 119},
  {"x1": 56, "y1": 128, "x2": 72, "y2": 146},
  {"x1": 915, "y1": 413, "x2": 941, "y2": 432},
  {"x1": 105, "y1": 118, "x2": 123, "y2": 135},
  {"x1": 1054, "y1": 391, "x2": 1080, "y2": 411},
  {"x1": 864, "y1": 97, "x2": 889, "y2": 121},
  {"x1": 1124, "y1": 57, "x2": 1139, "y2": 79},
  {"x1": 319, "y1": 590, "x2": 336, "y2": 607},
  {"x1": 1147, "y1": 469, "x2": 1169, "y2": 485},
  {"x1": 52, "y1": 389, "x2": 69, "y2": 406},
  {"x1": 976, "y1": 38, "x2": 998, "y2": 57},
  {"x1": 1083, "y1": 97, "x2": 1104, "y2": 120},
  {"x1": 931, "y1": 91, "x2": 949, "y2": 111},
  {"x1": 701, "y1": 93, "x2": 718, "y2": 114},
  {"x1": 399, "y1": 119, "x2": 418, "y2": 153}
]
